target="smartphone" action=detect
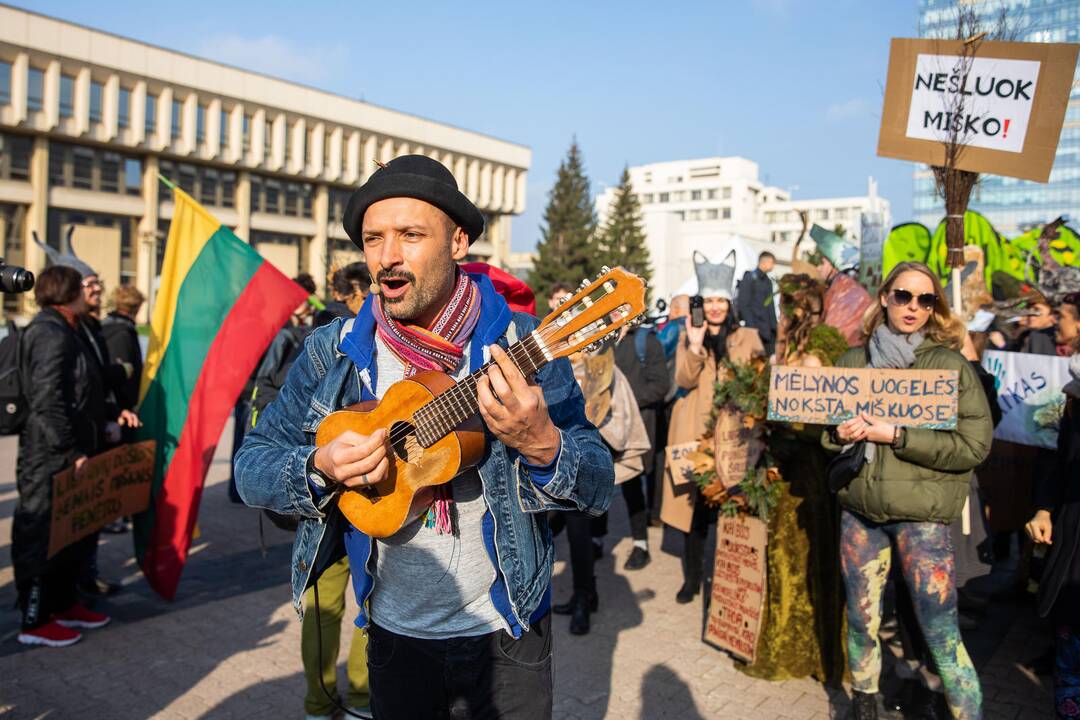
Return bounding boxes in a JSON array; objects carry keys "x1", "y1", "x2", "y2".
[{"x1": 690, "y1": 295, "x2": 705, "y2": 328}]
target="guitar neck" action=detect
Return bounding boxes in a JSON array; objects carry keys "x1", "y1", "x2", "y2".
[{"x1": 412, "y1": 331, "x2": 551, "y2": 447}]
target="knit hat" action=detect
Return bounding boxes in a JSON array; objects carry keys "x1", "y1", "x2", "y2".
[
  {"x1": 693, "y1": 250, "x2": 736, "y2": 300},
  {"x1": 809, "y1": 224, "x2": 858, "y2": 271},
  {"x1": 342, "y1": 155, "x2": 485, "y2": 248},
  {"x1": 33, "y1": 229, "x2": 96, "y2": 278}
]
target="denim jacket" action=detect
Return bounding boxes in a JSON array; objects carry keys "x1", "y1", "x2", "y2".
[{"x1": 235, "y1": 273, "x2": 614, "y2": 637}]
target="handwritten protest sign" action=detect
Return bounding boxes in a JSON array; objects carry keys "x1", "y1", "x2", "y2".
[
  {"x1": 713, "y1": 409, "x2": 765, "y2": 490},
  {"x1": 877, "y1": 38, "x2": 1079, "y2": 182},
  {"x1": 48, "y1": 441, "x2": 155, "y2": 558},
  {"x1": 666, "y1": 441, "x2": 699, "y2": 488},
  {"x1": 767, "y1": 366, "x2": 959, "y2": 428},
  {"x1": 982, "y1": 350, "x2": 1070, "y2": 449},
  {"x1": 705, "y1": 515, "x2": 767, "y2": 663}
]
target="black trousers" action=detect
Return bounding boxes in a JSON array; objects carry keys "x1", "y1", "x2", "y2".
[
  {"x1": 681, "y1": 498, "x2": 714, "y2": 589},
  {"x1": 367, "y1": 614, "x2": 553, "y2": 720},
  {"x1": 621, "y1": 477, "x2": 649, "y2": 542},
  {"x1": 548, "y1": 511, "x2": 598, "y2": 596}
]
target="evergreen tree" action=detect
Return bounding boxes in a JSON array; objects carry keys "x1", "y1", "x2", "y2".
[
  {"x1": 597, "y1": 166, "x2": 652, "y2": 299},
  {"x1": 529, "y1": 140, "x2": 599, "y2": 302}
]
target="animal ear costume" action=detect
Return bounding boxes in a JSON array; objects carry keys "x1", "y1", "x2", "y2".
[{"x1": 693, "y1": 249, "x2": 736, "y2": 300}]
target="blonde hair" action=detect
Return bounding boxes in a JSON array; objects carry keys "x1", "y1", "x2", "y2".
[
  {"x1": 109, "y1": 284, "x2": 146, "y2": 316},
  {"x1": 862, "y1": 262, "x2": 965, "y2": 350}
]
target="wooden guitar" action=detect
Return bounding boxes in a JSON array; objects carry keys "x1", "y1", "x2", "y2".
[{"x1": 315, "y1": 266, "x2": 647, "y2": 538}]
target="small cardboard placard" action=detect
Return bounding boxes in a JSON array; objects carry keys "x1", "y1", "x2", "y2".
[
  {"x1": 666, "y1": 441, "x2": 699, "y2": 488},
  {"x1": 767, "y1": 366, "x2": 959, "y2": 428},
  {"x1": 877, "y1": 38, "x2": 1079, "y2": 182},
  {"x1": 713, "y1": 409, "x2": 765, "y2": 490},
  {"x1": 48, "y1": 441, "x2": 155, "y2": 559},
  {"x1": 859, "y1": 211, "x2": 886, "y2": 297},
  {"x1": 705, "y1": 515, "x2": 768, "y2": 663}
]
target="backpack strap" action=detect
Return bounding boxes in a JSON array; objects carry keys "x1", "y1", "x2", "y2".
[{"x1": 634, "y1": 328, "x2": 649, "y2": 366}]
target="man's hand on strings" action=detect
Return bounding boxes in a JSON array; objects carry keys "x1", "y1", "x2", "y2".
[{"x1": 477, "y1": 344, "x2": 560, "y2": 466}]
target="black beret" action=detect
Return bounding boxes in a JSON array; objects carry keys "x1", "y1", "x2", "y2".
[{"x1": 342, "y1": 154, "x2": 485, "y2": 247}]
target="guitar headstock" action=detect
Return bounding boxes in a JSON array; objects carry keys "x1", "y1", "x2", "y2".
[{"x1": 537, "y1": 266, "x2": 647, "y2": 359}]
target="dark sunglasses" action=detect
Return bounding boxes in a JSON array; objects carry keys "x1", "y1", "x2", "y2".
[{"x1": 889, "y1": 288, "x2": 937, "y2": 310}]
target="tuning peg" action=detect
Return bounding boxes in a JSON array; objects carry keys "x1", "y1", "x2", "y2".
[
  {"x1": 601, "y1": 265, "x2": 611, "y2": 275},
  {"x1": 558, "y1": 294, "x2": 570, "y2": 305},
  {"x1": 579, "y1": 278, "x2": 591, "y2": 290}
]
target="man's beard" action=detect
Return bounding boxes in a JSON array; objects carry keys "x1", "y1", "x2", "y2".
[{"x1": 379, "y1": 262, "x2": 456, "y2": 323}]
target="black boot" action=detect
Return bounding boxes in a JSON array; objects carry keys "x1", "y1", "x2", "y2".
[
  {"x1": 569, "y1": 593, "x2": 590, "y2": 635},
  {"x1": 554, "y1": 585, "x2": 598, "y2": 614},
  {"x1": 624, "y1": 546, "x2": 651, "y2": 571},
  {"x1": 850, "y1": 691, "x2": 877, "y2": 720},
  {"x1": 675, "y1": 580, "x2": 699, "y2": 604}
]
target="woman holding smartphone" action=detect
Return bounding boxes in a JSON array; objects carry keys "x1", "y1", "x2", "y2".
[
  {"x1": 661, "y1": 252, "x2": 763, "y2": 604},
  {"x1": 825, "y1": 262, "x2": 993, "y2": 720}
]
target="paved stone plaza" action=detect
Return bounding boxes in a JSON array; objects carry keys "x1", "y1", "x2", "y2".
[{"x1": 0, "y1": 429, "x2": 1056, "y2": 719}]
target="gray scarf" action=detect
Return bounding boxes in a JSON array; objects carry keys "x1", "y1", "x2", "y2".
[
  {"x1": 1065, "y1": 353, "x2": 1080, "y2": 400},
  {"x1": 868, "y1": 324, "x2": 925, "y2": 369},
  {"x1": 862, "y1": 324, "x2": 925, "y2": 461}
]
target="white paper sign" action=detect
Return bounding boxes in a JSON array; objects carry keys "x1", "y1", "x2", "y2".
[
  {"x1": 982, "y1": 350, "x2": 1070, "y2": 449},
  {"x1": 905, "y1": 54, "x2": 1041, "y2": 154}
]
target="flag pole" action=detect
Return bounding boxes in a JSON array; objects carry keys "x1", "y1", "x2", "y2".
[{"x1": 157, "y1": 173, "x2": 178, "y2": 191}]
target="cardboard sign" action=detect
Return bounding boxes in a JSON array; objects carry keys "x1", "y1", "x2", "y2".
[
  {"x1": 705, "y1": 515, "x2": 768, "y2": 663},
  {"x1": 982, "y1": 350, "x2": 1070, "y2": 449},
  {"x1": 859, "y1": 211, "x2": 886, "y2": 297},
  {"x1": 767, "y1": 366, "x2": 959, "y2": 428},
  {"x1": 877, "y1": 38, "x2": 1079, "y2": 182},
  {"x1": 713, "y1": 409, "x2": 765, "y2": 490},
  {"x1": 48, "y1": 441, "x2": 155, "y2": 558},
  {"x1": 666, "y1": 441, "x2": 699, "y2": 488}
]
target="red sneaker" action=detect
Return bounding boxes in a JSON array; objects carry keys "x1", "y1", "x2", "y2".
[
  {"x1": 54, "y1": 603, "x2": 111, "y2": 629},
  {"x1": 17, "y1": 620, "x2": 82, "y2": 647}
]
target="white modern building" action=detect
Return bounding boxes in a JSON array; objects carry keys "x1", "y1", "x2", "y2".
[
  {"x1": 0, "y1": 4, "x2": 531, "y2": 319},
  {"x1": 595, "y1": 157, "x2": 890, "y2": 302}
]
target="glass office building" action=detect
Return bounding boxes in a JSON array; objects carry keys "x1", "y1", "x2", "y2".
[{"x1": 913, "y1": 0, "x2": 1080, "y2": 235}]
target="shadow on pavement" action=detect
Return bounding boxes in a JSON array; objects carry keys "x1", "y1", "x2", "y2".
[{"x1": 639, "y1": 664, "x2": 706, "y2": 719}]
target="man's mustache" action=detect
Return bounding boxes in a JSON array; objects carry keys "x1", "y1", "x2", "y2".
[{"x1": 377, "y1": 270, "x2": 416, "y2": 285}]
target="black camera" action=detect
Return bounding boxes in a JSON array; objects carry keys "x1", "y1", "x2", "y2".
[
  {"x1": 0, "y1": 259, "x2": 35, "y2": 294},
  {"x1": 690, "y1": 295, "x2": 705, "y2": 327}
]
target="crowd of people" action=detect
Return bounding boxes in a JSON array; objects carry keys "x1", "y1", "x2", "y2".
[{"x1": 8, "y1": 152, "x2": 1080, "y2": 720}]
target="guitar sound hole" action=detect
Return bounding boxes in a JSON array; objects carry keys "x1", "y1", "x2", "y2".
[{"x1": 390, "y1": 421, "x2": 422, "y2": 463}]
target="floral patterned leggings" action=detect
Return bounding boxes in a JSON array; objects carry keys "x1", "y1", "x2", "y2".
[
  {"x1": 1057, "y1": 624, "x2": 1080, "y2": 718},
  {"x1": 840, "y1": 509, "x2": 982, "y2": 720}
]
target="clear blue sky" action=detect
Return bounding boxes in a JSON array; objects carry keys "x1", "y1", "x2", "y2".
[{"x1": 21, "y1": 0, "x2": 919, "y2": 252}]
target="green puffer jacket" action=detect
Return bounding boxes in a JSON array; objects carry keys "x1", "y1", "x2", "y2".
[{"x1": 822, "y1": 338, "x2": 993, "y2": 524}]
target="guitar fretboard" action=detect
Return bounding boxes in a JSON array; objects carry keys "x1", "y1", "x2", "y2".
[{"x1": 411, "y1": 332, "x2": 549, "y2": 447}]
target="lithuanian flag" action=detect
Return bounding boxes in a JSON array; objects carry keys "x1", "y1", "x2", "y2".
[{"x1": 135, "y1": 187, "x2": 309, "y2": 600}]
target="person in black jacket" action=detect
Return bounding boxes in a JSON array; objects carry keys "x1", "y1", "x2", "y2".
[
  {"x1": 13, "y1": 266, "x2": 114, "y2": 647},
  {"x1": 736, "y1": 252, "x2": 778, "y2": 356},
  {"x1": 100, "y1": 285, "x2": 145, "y2": 415},
  {"x1": 612, "y1": 325, "x2": 670, "y2": 569}
]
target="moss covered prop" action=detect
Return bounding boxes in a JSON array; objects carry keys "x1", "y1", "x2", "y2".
[
  {"x1": 883, "y1": 222, "x2": 933, "y2": 278},
  {"x1": 692, "y1": 357, "x2": 782, "y2": 521},
  {"x1": 804, "y1": 325, "x2": 849, "y2": 367}
]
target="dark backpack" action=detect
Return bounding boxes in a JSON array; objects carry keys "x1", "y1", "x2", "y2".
[{"x1": 0, "y1": 321, "x2": 28, "y2": 435}]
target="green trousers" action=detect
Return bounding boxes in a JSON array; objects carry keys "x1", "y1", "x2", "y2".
[{"x1": 302, "y1": 556, "x2": 370, "y2": 715}]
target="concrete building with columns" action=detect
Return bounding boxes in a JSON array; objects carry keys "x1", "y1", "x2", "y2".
[{"x1": 0, "y1": 4, "x2": 530, "y2": 320}]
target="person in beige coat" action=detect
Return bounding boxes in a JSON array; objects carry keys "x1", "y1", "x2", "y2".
[{"x1": 662, "y1": 251, "x2": 764, "y2": 603}]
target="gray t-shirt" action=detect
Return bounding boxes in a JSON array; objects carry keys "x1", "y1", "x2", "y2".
[{"x1": 368, "y1": 334, "x2": 506, "y2": 639}]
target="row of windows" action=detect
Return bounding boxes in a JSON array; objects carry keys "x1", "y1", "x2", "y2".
[
  {"x1": 640, "y1": 187, "x2": 733, "y2": 204},
  {"x1": 679, "y1": 208, "x2": 732, "y2": 221},
  {"x1": 48, "y1": 141, "x2": 142, "y2": 195},
  {"x1": 2, "y1": 60, "x2": 346, "y2": 173},
  {"x1": 250, "y1": 174, "x2": 313, "y2": 218},
  {"x1": 0, "y1": 132, "x2": 32, "y2": 181},
  {"x1": 159, "y1": 160, "x2": 236, "y2": 209}
]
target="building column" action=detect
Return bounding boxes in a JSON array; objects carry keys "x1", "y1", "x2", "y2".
[
  {"x1": 136, "y1": 155, "x2": 160, "y2": 324},
  {"x1": 236, "y1": 171, "x2": 252, "y2": 242},
  {"x1": 309, "y1": 184, "x2": 330, "y2": 294},
  {"x1": 24, "y1": 137, "x2": 49, "y2": 276}
]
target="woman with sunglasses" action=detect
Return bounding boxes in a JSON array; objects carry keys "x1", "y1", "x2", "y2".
[{"x1": 825, "y1": 262, "x2": 993, "y2": 720}]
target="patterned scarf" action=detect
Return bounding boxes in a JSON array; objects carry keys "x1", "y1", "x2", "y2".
[{"x1": 373, "y1": 269, "x2": 481, "y2": 534}]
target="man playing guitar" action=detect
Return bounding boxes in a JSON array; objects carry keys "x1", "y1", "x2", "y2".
[{"x1": 235, "y1": 155, "x2": 615, "y2": 720}]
